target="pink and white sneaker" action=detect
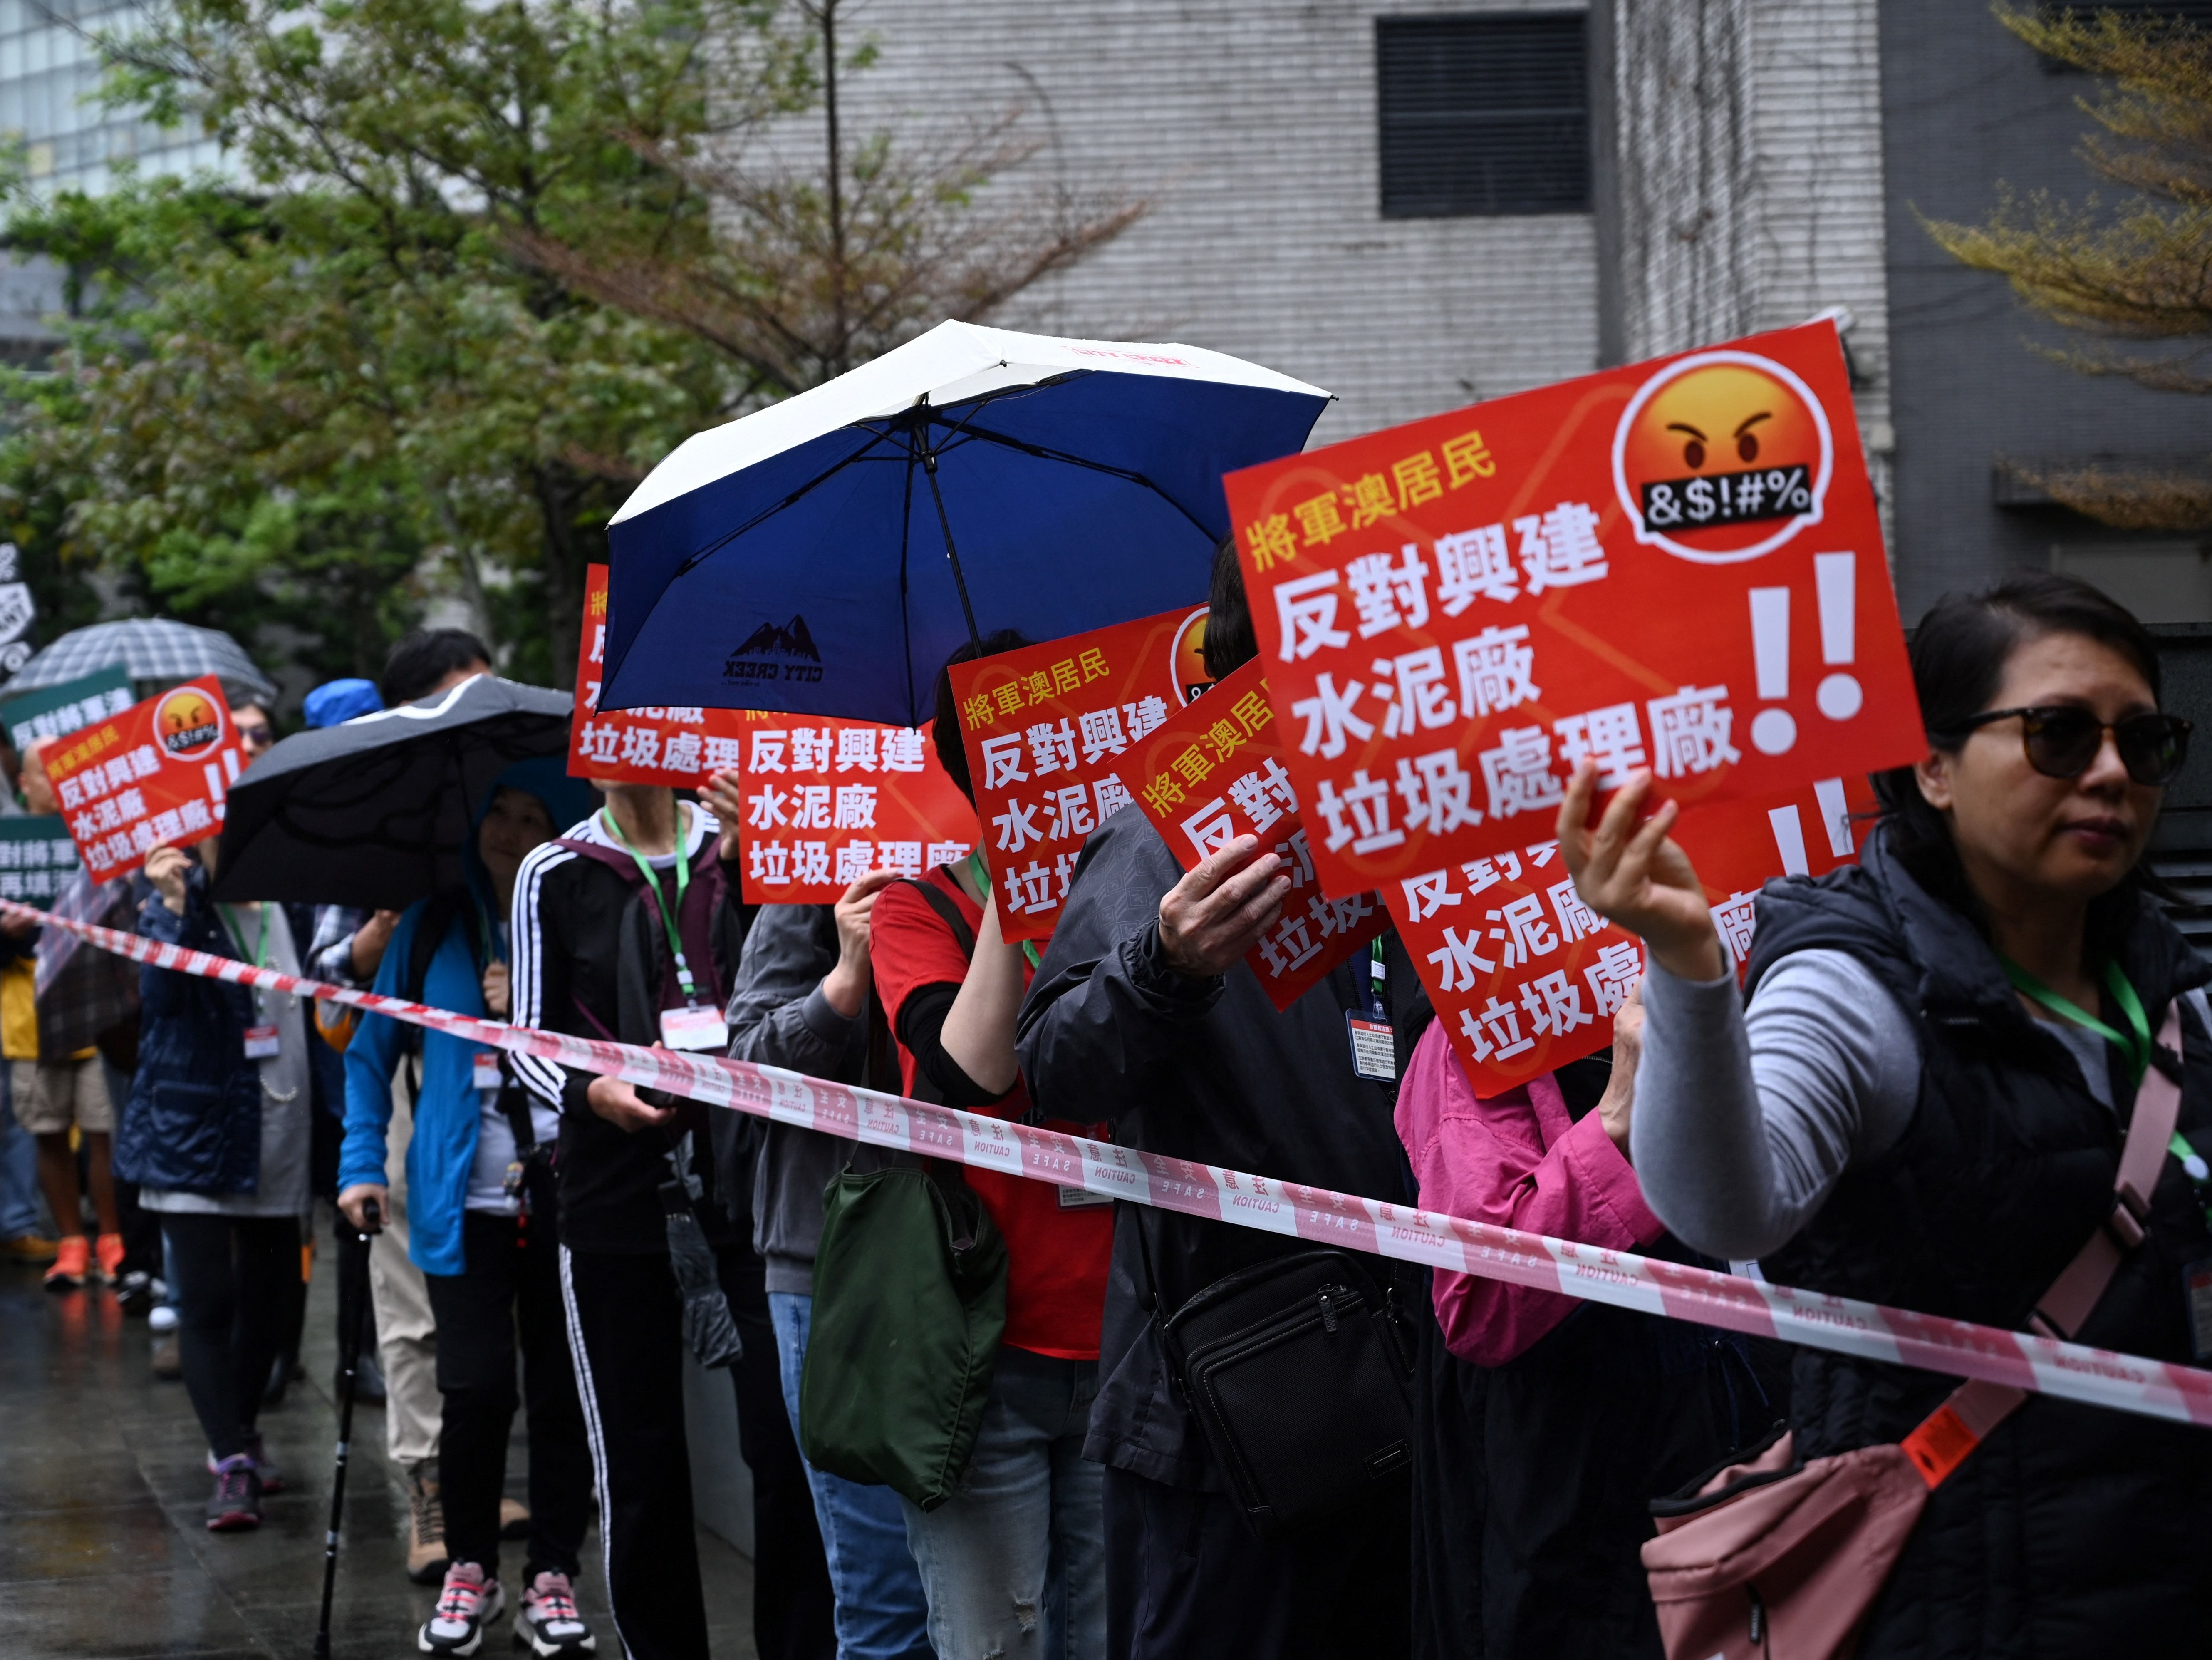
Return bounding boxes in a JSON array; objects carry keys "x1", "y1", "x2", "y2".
[
  {"x1": 419, "y1": 1561, "x2": 504, "y2": 1656},
  {"x1": 513, "y1": 1570, "x2": 597, "y2": 1656}
]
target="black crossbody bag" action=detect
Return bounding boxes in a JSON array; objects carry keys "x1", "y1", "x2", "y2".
[{"x1": 1134, "y1": 1213, "x2": 1416, "y2": 1540}]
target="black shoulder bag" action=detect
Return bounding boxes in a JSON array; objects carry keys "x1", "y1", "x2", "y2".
[{"x1": 1134, "y1": 1211, "x2": 1416, "y2": 1540}]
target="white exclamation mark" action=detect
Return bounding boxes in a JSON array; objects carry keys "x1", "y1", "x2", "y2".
[
  {"x1": 222, "y1": 749, "x2": 241, "y2": 783},
  {"x1": 1814, "y1": 552, "x2": 1863, "y2": 720},
  {"x1": 1749, "y1": 586, "x2": 1795, "y2": 755},
  {"x1": 1768, "y1": 805, "x2": 1811, "y2": 876},
  {"x1": 203, "y1": 761, "x2": 225, "y2": 803},
  {"x1": 1813, "y1": 777, "x2": 1855, "y2": 857}
]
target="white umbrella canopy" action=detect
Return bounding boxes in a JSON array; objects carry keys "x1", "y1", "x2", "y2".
[{"x1": 598, "y1": 320, "x2": 1333, "y2": 726}]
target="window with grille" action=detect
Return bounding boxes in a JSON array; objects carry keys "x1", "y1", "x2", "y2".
[{"x1": 1375, "y1": 12, "x2": 1590, "y2": 219}]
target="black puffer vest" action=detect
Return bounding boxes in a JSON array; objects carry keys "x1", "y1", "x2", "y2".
[{"x1": 1745, "y1": 829, "x2": 2212, "y2": 1659}]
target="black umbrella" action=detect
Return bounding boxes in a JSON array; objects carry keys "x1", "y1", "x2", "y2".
[{"x1": 211, "y1": 675, "x2": 577, "y2": 907}]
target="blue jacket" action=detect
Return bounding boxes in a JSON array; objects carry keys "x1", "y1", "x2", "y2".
[
  {"x1": 339, "y1": 896, "x2": 496, "y2": 1276},
  {"x1": 114, "y1": 864, "x2": 263, "y2": 1194}
]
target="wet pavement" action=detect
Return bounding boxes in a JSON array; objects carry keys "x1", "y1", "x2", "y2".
[{"x1": 0, "y1": 1226, "x2": 759, "y2": 1660}]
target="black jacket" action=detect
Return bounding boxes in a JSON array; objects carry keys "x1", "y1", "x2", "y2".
[
  {"x1": 1748, "y1": 829, "x2": 2212, "y2": 1659},
  {"x1": 509, "y1": 808, "x2": 751, "y2": 1254},
  {"x1": 1015, "y1": 809, "x2": 1412, "y2": 1488}
]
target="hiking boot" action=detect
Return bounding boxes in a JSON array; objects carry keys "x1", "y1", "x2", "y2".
[
  {"x1": 513, "y1": 1570, "x2": 596, "y2": 1656},
  {"x1": 2, "y1": 1233, "x2": 57, "y2": 1265},
  {"x1": 151, "y1": 1331, "x2": 183, "y2": 1380},
  {"x1": 345, "y1": 1348, "x2": 388, "y2": 1405},
  {"x1": 499, "y1": 1497, "x2": 530, "y2": 1541},
  {"x1": 407, "y1": 1464, "x2": 451, "y2": 1585},
  {"x1": 419, "y1": 1561, "x2": 503, "y2": 1656},
  {"x1": 208, "y1": 1433, "x2": 283, "y2": 1496},
  {"x1": 93, "y1": 1231, "x2": 125, "y2": 1283},
  {"x1": 205, "y1": 1454, "x2": 263, "y2": 1532},
  {"x1": 44, "y1": 1236, "x2": 89, "y2": 1293}
]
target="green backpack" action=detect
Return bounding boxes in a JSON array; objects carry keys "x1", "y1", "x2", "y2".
[{"x1": 798, "y1": 1162, "x2": 1008, "y2": 1510}]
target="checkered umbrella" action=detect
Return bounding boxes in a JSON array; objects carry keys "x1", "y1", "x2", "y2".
[{"x1": 6, "y1": 618, "x2": 275, "y2": 704}]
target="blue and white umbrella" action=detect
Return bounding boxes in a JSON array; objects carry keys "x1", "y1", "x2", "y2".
[{"x1": 599, "y1": 321, "x2": 1331, "y2": 727}]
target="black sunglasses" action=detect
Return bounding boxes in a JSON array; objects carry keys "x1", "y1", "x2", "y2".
[{"x1": 1952, "y1": 705, "x2": 2192, "y2": 787}]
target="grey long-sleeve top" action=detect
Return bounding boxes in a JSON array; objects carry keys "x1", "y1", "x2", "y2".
[{"x1": 1634, "y1": 950, "x2": 2113, "y2": 1261}]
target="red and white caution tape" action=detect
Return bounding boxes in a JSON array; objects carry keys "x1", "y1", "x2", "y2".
[{"x1": 24, "y1": 896, "x2": 2212, "y2": 1431}]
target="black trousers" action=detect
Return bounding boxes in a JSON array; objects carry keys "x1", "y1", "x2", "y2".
[
  {"x1": 562, "y1": 1241, "x2": 834, "y2": 1660},
  {"x1": 424, "y1": 1209, "x2": 592, "y2": 1582},
  {"x1": 161, "y1": 1213, "x2": 296, "y2": 1461},
  {"x1": 1103, "y1": 1464, "x2": 1411, "y2": 1660}
]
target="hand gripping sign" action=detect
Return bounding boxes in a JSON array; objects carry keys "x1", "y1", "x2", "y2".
[
  {"x1": 946, "y1": 605, "x2": 1211, "y2": 942},
  {"x1": 570, "y1": 564, "x2": 753, "y2": 787},
  {"x1": 1399, "y1": 771, "x2": 1879, "y2": 1094},
  {"x1": 1223, "y1": 320, "x2": 1921, "y2": 901},
  {"x1": 45, "y1": 674, "x2": 245, "y2": 878},
  {"x1": 1125, "y1": 656, "x2": 1389, "y2": 1011},
  {"x1": 729, "y1": 712, "x2": 980, "y2": 904}
]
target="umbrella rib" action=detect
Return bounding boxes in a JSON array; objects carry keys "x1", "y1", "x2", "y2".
[
  {"x1": 669, "y1": 427, "x2": 905, "y2": 581},
  {"x1": 942, "y1": 426, "x2": 1221, "y2": 541},
  {"x1": 897, "y1": 448, "x2": 919, "y2": 730}
]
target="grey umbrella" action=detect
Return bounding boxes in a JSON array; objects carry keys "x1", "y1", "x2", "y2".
[
  {"x1": 6, "y1": 618, "x2": 276, "y2": 704},
  {"x1": 211, "y1": 674, "x2": 578, "y2": 908}
]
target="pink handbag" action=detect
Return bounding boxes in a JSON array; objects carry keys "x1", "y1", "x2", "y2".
[{"x1": 1640, "y1": 1008, "x2": 2185, "y2": 1660}]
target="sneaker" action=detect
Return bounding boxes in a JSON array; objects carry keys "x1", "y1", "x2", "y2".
[
  {"x1": 149, "y1": 1301, "x2": 178, "y2": 1333},
  {"x1": 44, "y1": 1236, "x2": 89, "y2": 1293},
  {"x1": 407, "y1": 1464, "x2": 451, "y2": 1585},
  {"x1": 93, "y1": 1231, "x2": 125, "y2": 1282},
  {"x1": 345, "y1": 1348, "x2": 388, "y2": 1405},
  {"x1": 499, "y1": 1497, "x2": 530, "y2": 1541},
  {"x1": 2, "y1": 1233, "x2": 58, "y2": 1264},
  {"x1": 419, "y1": 1561, "x2": 503, "y2": 1656},
  {"x1": 151, "y1": 1332, "x2": 183, "y2": 1380},
  {"x1": 115, "y1": 1269, "x2": 156, "y2": 1314},
  {"x1": 207, "y1": 1433, "x2": 283, "y2": 1496},
  {"x1": 513, "y1": 1570, "x2": 596, "y2": 1656},
  {"x1": 204, "y1": 1454, "x2": 262, "y2": 1532}
]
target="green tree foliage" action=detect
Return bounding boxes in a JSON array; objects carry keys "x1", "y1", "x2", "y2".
[{"x1": 1924, "y1": 5, "x2": 2212, "y2": 530}]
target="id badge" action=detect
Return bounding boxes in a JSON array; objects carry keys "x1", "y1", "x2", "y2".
[
  {"x1": 660, "y1": 1005, "x2": 729, "y2": 1052},
  {"x1": 1057, "y1": 1184, "x2": 1113, "y2": 1210},
  {"x1": 472, "y1": 1052, "x2": 503, "y2": 1092},
  {"x1": 2187, "y1": 1258, "x2": 2212, "y2": 1363},
  {"x1": 242, "y1": 1024, "x2": 282, "y2": 1060},
  {"x1": 1347, "y1": 1013, "x2": 1397, "y2": 1082}
]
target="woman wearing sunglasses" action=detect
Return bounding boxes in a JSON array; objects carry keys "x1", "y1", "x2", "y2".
[{"x1": 1561, "y1": 573, "x2": 2212, "y2": 1655}]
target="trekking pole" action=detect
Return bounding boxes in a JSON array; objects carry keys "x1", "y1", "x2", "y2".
[{"x1": 313, "y1": 1198, "x2": 380, "y2": 1660}]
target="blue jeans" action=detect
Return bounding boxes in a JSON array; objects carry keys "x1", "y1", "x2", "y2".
[
  {"x1": 900, "y1": 1347, "x2": 1105, "y2": 1660},
  {"x1": 0, "y1": 1066, "x2": 41, "y2": 1239},
  {"x1": 768, "y1": 1290, "x2": 934, "y2": 1660}
]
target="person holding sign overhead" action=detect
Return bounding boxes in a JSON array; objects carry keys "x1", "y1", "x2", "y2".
[{"x1": 1562, "y1": 575, "x2": 2212, "y2": 1655}]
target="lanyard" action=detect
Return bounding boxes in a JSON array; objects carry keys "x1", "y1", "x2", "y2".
[
  {"x1": 1368, "y1": 938, "x2": 1387, "y2": 1020},
  {"x1": 966, "y1": 853, "x2": 1042, "y2": 970},
  {"x1": 221, "y1": 903, "x2": 276, "y2": 971},
  {"x1": 602, "y1": 807, "x2": 699, "y2": 1006},
  {"x1": 2001, "y1": 957, "x2": 2152, "y2": 1088}
]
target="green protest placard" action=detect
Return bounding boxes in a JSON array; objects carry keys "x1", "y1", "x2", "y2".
[
  {"x1": 0, "y1": 815, "x2": 83, "y2": 903},
  {"x1": 0, "y1": 666, "x2": 135, "y2": 752}
]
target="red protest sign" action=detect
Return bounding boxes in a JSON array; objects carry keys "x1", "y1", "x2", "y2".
[
  {"x1": 1224, "y1": 321, "x2": 1920, "y2": 900},
  {"x1": 1400, "y1": 772, "x2": 1879, "y2": 1096},
  {"x1": 1125, "y1": 656, "x2": 1387, "y2": 1011},
  {"x1": 571, "y1": 565, "x2": 753, "y2": 786},
  {"x1": 731, "y1": 712, "x2": 980, "y2": 904},
  {"x1": 46, "y1": 675, "x2": 245, "y2": 879},
  {"x1": 946, "y1": 605, "x2": 1211, "y2": 941}
]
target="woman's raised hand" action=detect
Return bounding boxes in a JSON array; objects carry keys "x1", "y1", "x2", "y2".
[{"x1": 1555, "y1": 762, "x2": 1727, "y2": 983}]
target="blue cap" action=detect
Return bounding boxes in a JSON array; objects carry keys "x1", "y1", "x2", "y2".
[{"x1": 303, "y1": 678, "x2": 384, "y2": 729}]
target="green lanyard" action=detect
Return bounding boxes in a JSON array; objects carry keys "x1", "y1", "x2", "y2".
[
  {"x1": 966, "y1": 852, "x2": 1042, "y2": 970},
  {"x1": 1368, "y1": 938, "x2": 1387, "y2": 1019},
  {"x1": 2000, "y1": 956, "x2": 2152, "y2": 1088},
  {"x1": 601, "y1": 807, "x2": 700, "y2": 1006},
  {"x1": 221, "y1": 903, "x2": 277, "y2": 971}
]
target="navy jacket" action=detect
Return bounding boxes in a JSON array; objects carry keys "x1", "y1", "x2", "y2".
[{"x1": 113, "y1": 862, "x2": 262, "y2": 1195}]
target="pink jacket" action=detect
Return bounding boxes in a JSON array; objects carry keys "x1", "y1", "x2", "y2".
[{"x1": 1395, "y1": 1020, "x2": 1665, "y2": 1367}]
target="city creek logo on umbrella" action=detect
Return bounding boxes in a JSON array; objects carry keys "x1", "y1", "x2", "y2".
[
  {"x1": 154, "y1": 687, "x2": 225, "y2": 758},
  {"x1": 723, "y1": 614, "x2": 824, "y2": 686},
  {"x1": 1611, "y1": 350, "x2": 1834, "y2": 564}
]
